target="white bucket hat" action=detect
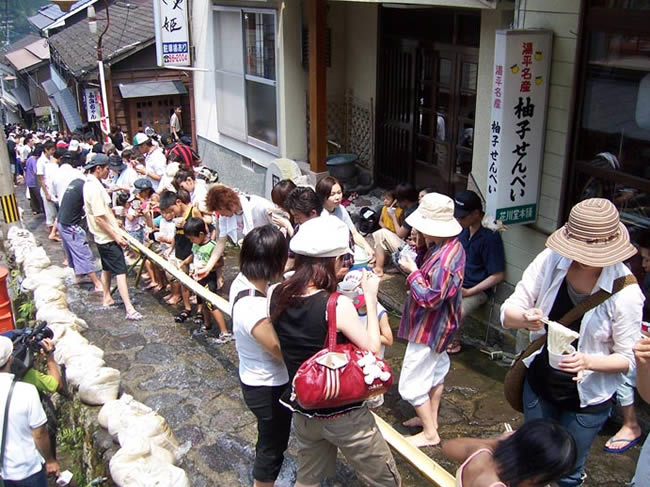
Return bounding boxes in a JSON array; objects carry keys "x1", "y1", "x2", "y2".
[
  {"x1": 290, "y1": 215, "x2": 352, "y2": 258},
  {"x1": 406, "y1": 193, "x2": 463, "y2": 238}
]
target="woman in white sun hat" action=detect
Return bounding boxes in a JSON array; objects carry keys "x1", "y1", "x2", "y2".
[
  {"x1": 501, "y1": 198, "x2": 643, "y2": 487},
  {"x1": 396, "y1": 192, "x2": 466, "y2": 448}
]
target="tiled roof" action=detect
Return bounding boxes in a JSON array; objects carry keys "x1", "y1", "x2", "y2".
[
  {"x1": 3, "y1": 38, "x2": 50, "y2": 71},
  {"x1": 28, "y1": 0, "x2": 96, "y2": 31},
  {"x1": 48, "y1": 0, "x2": 155, "y2": 78},
  {"x1": 0, "y1": 35, "x2": 41, "y2": 65}
]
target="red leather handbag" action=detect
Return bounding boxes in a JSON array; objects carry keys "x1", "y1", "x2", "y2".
[{"x1": 292, "y1": 293, "x2": 393, "y2": 410}]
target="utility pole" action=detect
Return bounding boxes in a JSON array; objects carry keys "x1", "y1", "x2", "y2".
[{"x1": 0, "y1": 130, "x2": 21, "y2": 238}]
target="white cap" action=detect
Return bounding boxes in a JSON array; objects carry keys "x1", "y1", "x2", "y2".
[
  {"x1": 290, "y1": 216, "x2": 352, "y2": 258},
  {"x1": 0, "y1": 336, "x2": 13, "y2": 368}
]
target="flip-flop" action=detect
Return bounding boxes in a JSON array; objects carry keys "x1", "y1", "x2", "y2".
[
  {"x1": 603, "y1": 436, "x2": 643, "y2": 453},
  {"x1": 125, "y1": 310, "x2": 143, "y2": 321}
]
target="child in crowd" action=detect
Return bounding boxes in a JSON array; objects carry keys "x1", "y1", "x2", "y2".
[
  {"x1": 184, "y1": 217, "x2": 231, "y2": 344},
  {"x1": 159, "y1": 190, "x2": 203, "y2": 323},
  {"x1": 154, "y1": 212, "x2": 176, "y2": 303},
  {"x1": 379, "y1": 189, "x2": 403, "y2": 233},
  {"x1": 338, "y1": 269, "x2": 393, "y2": 408},
  {"x1": 124, "y1": 195, "x2": 145, "y2": 244},
  {"x1": 442, "y1": 419, "x2": 576, "y2": 487}
]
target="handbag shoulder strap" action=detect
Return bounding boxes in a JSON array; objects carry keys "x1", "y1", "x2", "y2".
[
  {"x1": 557, "y1": 274, "x2": 637, "y2": 326},
  {"x1": 0, "y1": 378, "x2": 17, "y2": 474},
  {"x1": 326, "y1": 292, "x2": 341, "y2": 349}
]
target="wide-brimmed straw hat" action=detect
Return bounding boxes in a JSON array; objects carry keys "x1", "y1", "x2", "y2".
[
  {"x1": 546, "y1": 198, "x2": 636, "y2": 267},
  {"x1": 406, "y1": 193, "x2": 462, "y2": 238}
]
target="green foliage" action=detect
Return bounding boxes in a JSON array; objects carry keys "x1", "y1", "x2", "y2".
[
  {"x1": 57, "y1": 426, "x2": 86, "y2": 486},
  {"x1": 16, "y1": 299, "x2": 35, "y2": 325},
  {"x1": 58, "y1": 426, "x2": 84, "y2": 452},
  {"x1": 0, "y1": 0, "x2": 49, "y2": 46}
]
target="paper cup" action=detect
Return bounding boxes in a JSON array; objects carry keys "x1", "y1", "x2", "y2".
[{"x1": 548, "y1": 345, "x2": 576, "y2": 370}]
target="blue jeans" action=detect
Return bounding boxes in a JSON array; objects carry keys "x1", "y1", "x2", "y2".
[
  {"x1": 5, "y1": 467, "x2": 47, "y2": 487},
  {"x1": 523, "y1": 379, "x2": 611, "y2": 487}
]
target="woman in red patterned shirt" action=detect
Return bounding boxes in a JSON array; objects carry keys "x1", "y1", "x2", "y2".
[{"x1": 396, "y1": 193, "x2": 466, "y2": 448}]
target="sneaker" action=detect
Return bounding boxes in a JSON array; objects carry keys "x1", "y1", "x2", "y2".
[
  {"x1": 211, "y1": 332, "x2": 233, "y2": 345},
  {"x1": 192, "y1": 325, "x2": 211, "y2": 338}
]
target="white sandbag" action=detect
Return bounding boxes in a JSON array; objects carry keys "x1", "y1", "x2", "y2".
[
  {"x1": 115, "y1": 412, "x2": 177, "y2": 448},
  {"x1": 45, "y1": 317, "x2": 88, "y2": 332},
  {"x1": 24, "y1": 247, "x2": 50, "y2": 267},
  {"x1": 54, "y1": 342, "x2": 103, "y2": 366},
  {"x1": 109, "y1": 442, "x2": 190, "y2": 487},
  {"x1": 46, "y1": 323, "x2": 67, "y2": 343},
  {"x1": 36, "y1": 307, "x2": 85, "y2": 328},
  {"x1": 33, "y1": 286, "x2": 67, "y2": 309},
  {"x1": 7, "y1": 227, "x2": 34, "y2": 242},
  {"x1": 65, "y1": 355, "x2": 106, "y2": 387},
  {"x1": 56, "y1": 329, "x2": 88, "y2": 345},
  {"x1": 99, "y1": 394, "x2": 152, "y2": 431},
  {"x1": 21, "y1": 275, "x2": 64, "y2": 292},
  {"x1": 78, "y1": 367, "x2": 121, "y2": 405}
]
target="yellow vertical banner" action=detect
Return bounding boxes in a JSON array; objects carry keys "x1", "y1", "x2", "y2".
[{"x1": 0, "y1": 194, "x2": 19, "y2": 223}]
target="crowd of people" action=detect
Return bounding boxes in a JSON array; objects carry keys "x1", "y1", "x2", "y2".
[{"x1": 2, "y1": 121, "x2": 650, "y2": 487}]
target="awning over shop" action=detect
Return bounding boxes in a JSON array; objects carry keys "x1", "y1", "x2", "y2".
[
  {"x1": 41, "y1": 79, "x2": 59, "y2": 96},
  {"x1": 10, "y1": 86, "x2": 31, "y2": 111},
  {"x1": 0, "y1": 95, "x2": 18, "y2": 112},
  {"x1": 360, "y1": 0, "x2": 497, "y2": 7},
  {"x1": 51, "y1": 87, "x2": 82, "y2": 131},
  {"x1": 118, "y1": 80, "x2": 187, "y2": 99},
  {"x1": 39, "y1": 79, "x2": 82, "y2": 130}
]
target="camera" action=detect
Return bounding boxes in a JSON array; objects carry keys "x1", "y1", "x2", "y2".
[{"x1": 6, "y1": 322, "x2": 54, "y2": 378}]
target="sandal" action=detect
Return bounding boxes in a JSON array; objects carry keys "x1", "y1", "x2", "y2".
[
  {"x1": 125, "y1": 310, "x2": 143, "y2": 321},
  {"x1": 175, "y1": 309, "x2": 191, "y2": 323},
  {"x1": 193, "y1": 314, "x2": 205, "y2": 326}
]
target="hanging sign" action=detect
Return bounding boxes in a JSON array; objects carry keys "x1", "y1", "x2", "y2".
[
  {"x1": 485, "y1": 29, "x2": 552, "y2": 225},
  {"x1": 153, "y1": 0, "x2": 191, "y2": 67},
  {"x1": 83, "y1": 87, "x2": 102, "y2": 122}
]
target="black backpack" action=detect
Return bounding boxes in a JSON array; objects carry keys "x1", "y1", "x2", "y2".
[{"x1": 357, "y1": 206, "x2": 379, "y2": 236}]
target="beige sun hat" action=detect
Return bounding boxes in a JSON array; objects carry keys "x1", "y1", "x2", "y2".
[
  {"x1": 546, "y1": 198, "x2": 636, "y2": 267},
  {"x1": 405, "y1": 193, "x2": 463, "y2": 238}
]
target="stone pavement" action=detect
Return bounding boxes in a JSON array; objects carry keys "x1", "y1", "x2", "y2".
[{"x1": 14, "y1": 188, "x2": 643, "y2": 486}]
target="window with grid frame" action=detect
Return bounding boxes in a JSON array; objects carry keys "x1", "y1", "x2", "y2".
[{"x1": 213, "y1": 7, "x2": 279, "y2": 154}]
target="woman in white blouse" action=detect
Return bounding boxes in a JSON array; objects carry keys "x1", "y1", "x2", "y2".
[{"x1": 501, "y1": 198, "x2": 643, "y2": 487}]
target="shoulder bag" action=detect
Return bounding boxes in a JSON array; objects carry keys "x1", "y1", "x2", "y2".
[
  {"x1": 292, "y1": 293, "x2": 393, "y2": 410},
  {"x1": 504, "y1": 274, "x2": 637, "y2": 413}
]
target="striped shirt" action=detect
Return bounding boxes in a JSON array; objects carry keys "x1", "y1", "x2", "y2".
[{"x1": 397, "y1": 237, "x2": 465, "y2": 352}]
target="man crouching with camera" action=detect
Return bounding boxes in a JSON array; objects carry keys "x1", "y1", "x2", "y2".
[{"x1": 0, "y1": 335, "x2": 60, "y2": 486}]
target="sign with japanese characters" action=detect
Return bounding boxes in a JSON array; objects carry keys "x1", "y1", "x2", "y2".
[
  {"x1": 153, "y1": 0, "x2": 191, "y2": 67},
  {"x1": 485, "y1": 29, "x2": 552, "y2": 225},
  {"x1": 83, "y1": 87, "x2": 102, "y2": 122}
]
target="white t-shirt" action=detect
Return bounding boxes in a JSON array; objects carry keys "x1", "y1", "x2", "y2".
[
  {"x1": 322, "y1": 205, "x2": 355, "y2": 232},
  {"x1": 358, "y1": 303, "x2": 387, "y2": 358},
  {"x1": 20, "y1": 145, "x2": 31, "y2": 162},
  {"x1": 191, "y1": 179, "x2": 208, "y2": 213},
  {"x1": 230, "y1": 273, "x2": 289, "y2": 387},
  {"x1": 35, "y1": 154, "x2": 48, "y2": 178},
  {"x1": 0, "y1": 374, "x2": 47, "y2": 481},
  {"x1": 43, "y1": 161, "x2": 60, "y2": 198},
  {"x1": 144, "y1": 147, "x2": 167, "y2": 191},
  {"x1": 157, "y1": 216, "x2": 176, "y2": 253},
  {"x1": 52, "y1": 164, "x2": 84, "y2": 203}
]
